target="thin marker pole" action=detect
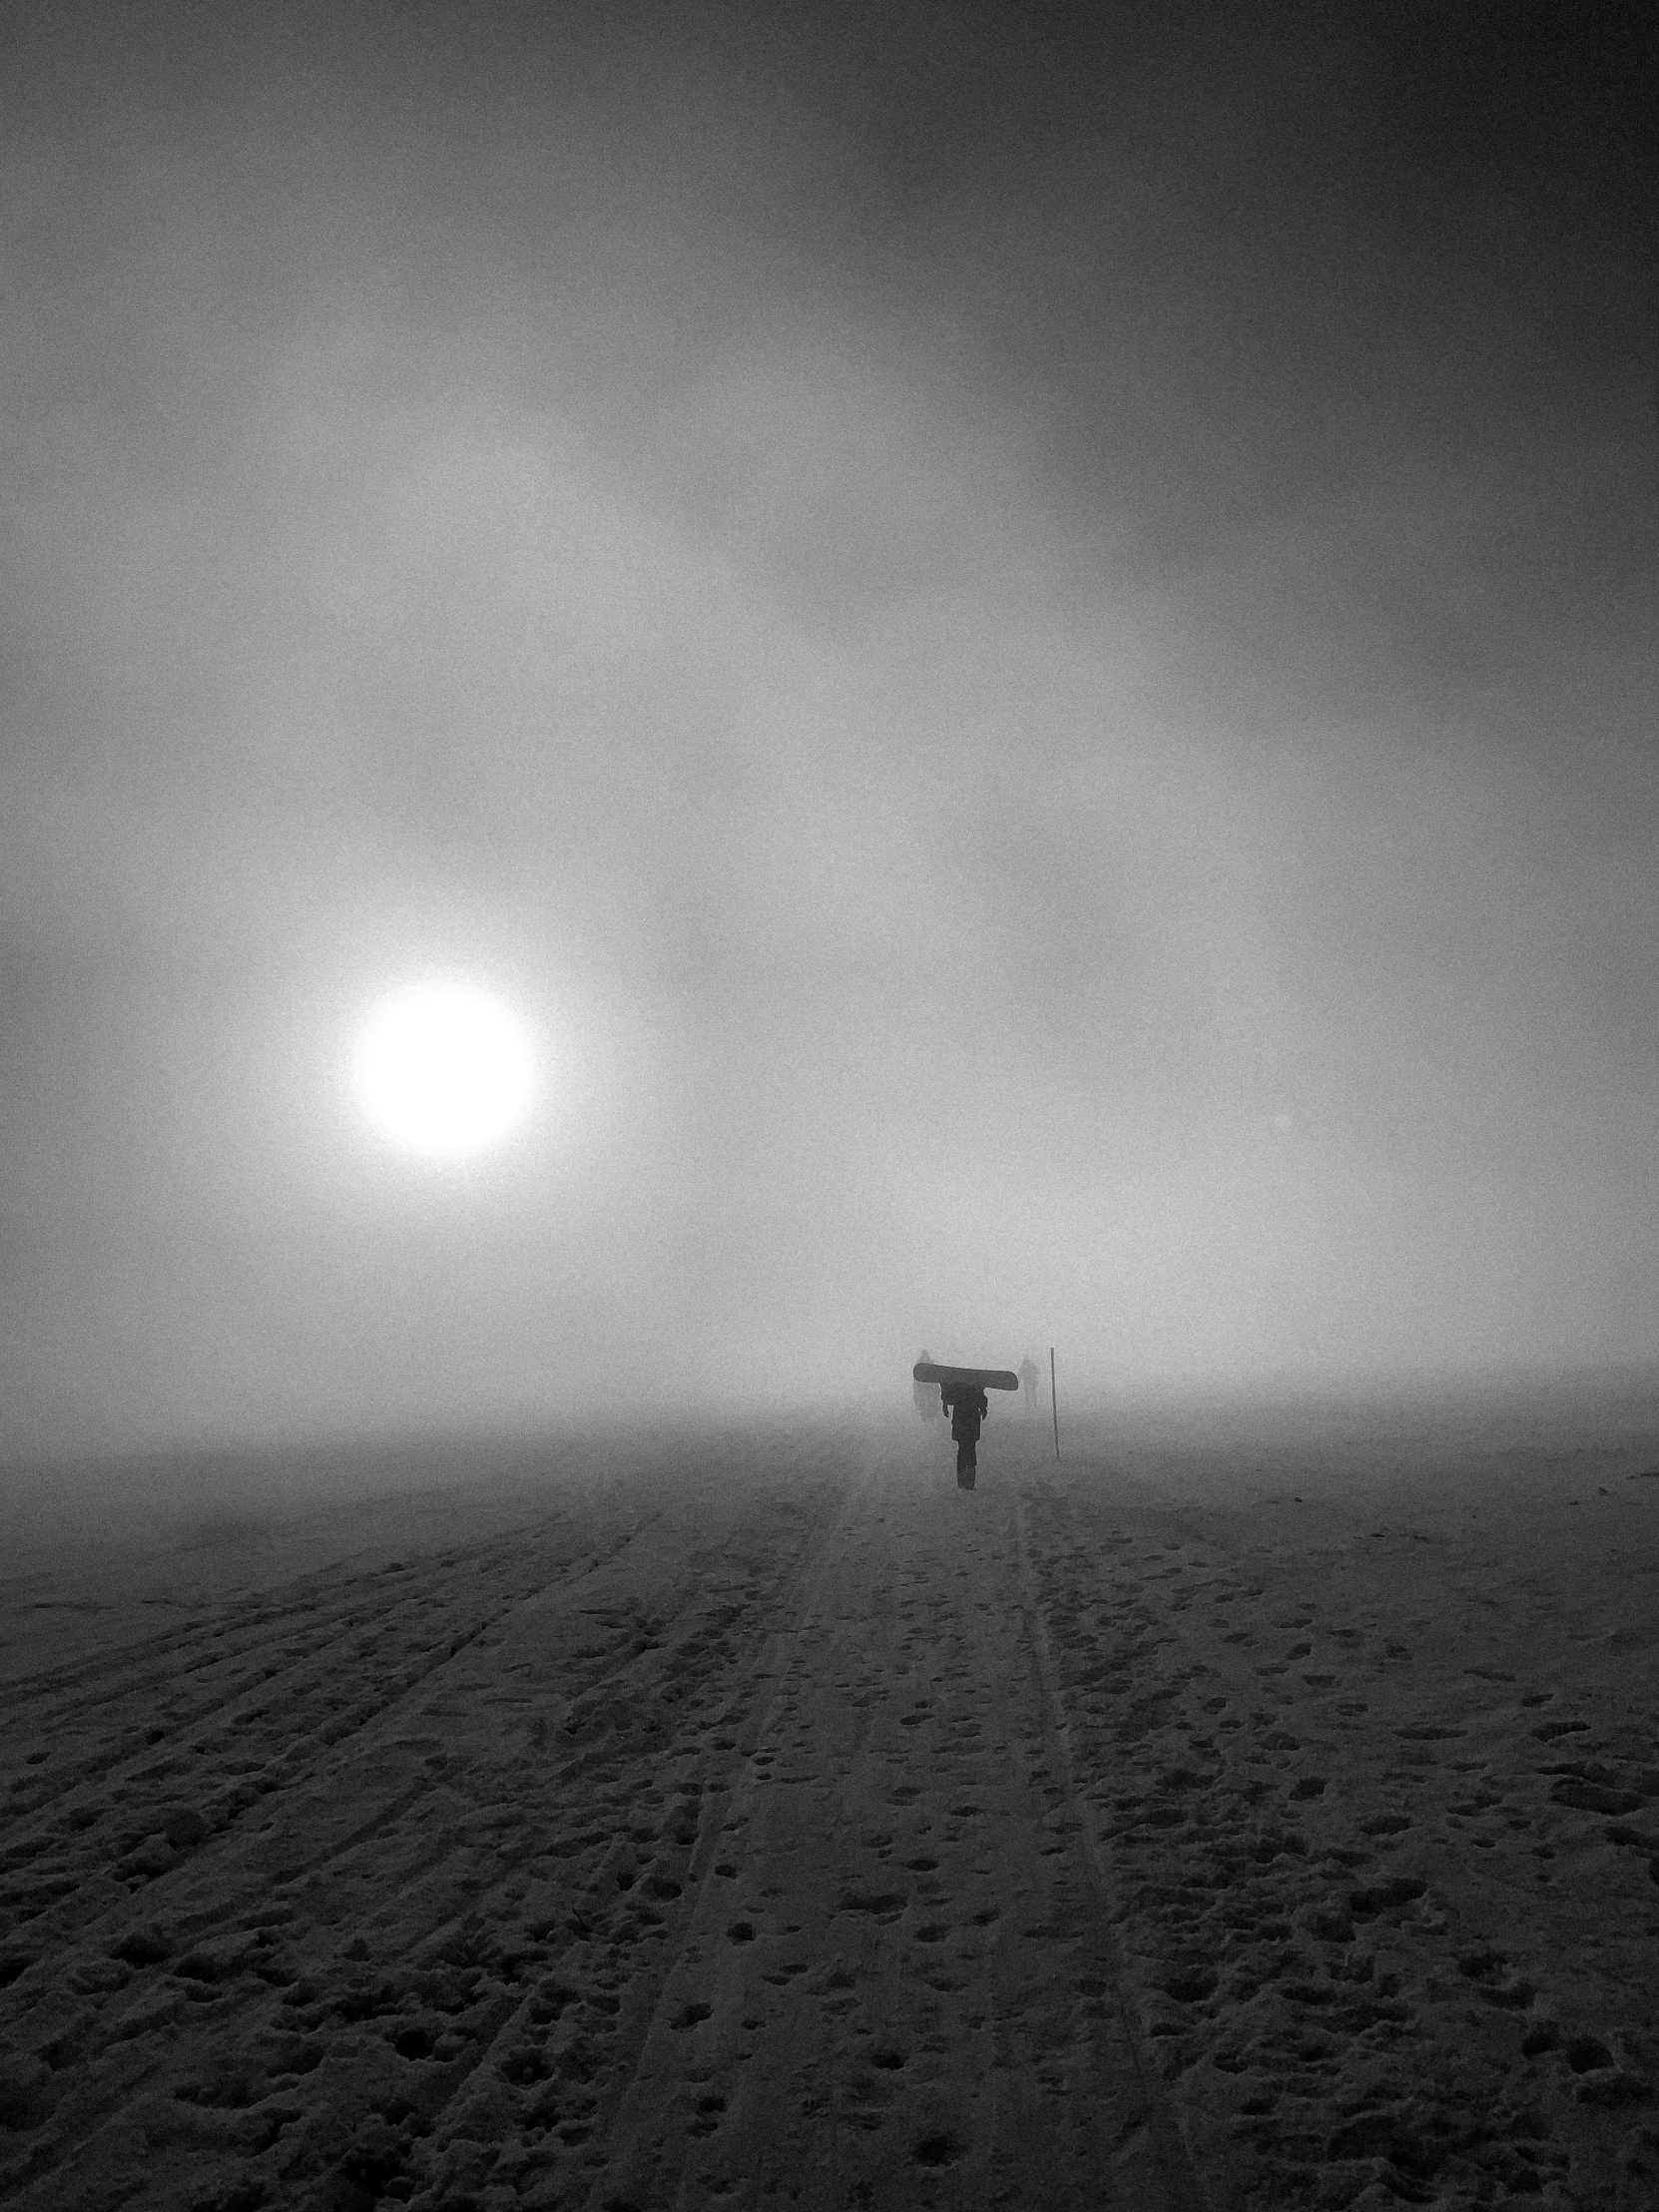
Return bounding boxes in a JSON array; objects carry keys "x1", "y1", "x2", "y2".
[{"x1": 1050, "y1": 1346, "x2": 1060, "y2": 1461}]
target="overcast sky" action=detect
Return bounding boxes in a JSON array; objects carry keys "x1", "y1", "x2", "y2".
[{"x1": 3, "y1": 0, "x2": 1655, "y2": 1456}]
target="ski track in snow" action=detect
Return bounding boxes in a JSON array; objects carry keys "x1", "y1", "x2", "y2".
[{"x1": 1, "y1": 1426, "x2": 1656, "y2": 2210}]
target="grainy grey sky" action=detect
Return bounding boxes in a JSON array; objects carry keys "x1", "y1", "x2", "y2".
[{"x1": 3, "y1": 1, "x2": 1656, "y2": 1454}]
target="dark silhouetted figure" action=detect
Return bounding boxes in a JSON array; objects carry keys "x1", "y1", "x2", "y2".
[
  {"x1": 1019, "y1": 1355, "x2": 1040, "y2": 1412},
  {"x1": 913, "y1": 1349, "x2": 939, "y2": 1419},
  {"x1": 941, "y1": 1381, "x2": 989, "y2": 1488}
]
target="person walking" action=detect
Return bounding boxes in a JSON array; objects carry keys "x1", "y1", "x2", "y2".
[
  {"x1": 1018, "y1": 1355, "x2": 1040, "y2": 1413},
  {"x1": 940, "y1": 1378, "x2": 989, "y2": 1488},
  {"x1": 913, "y1": 1350, "x2": 939, "y2": 1419}
]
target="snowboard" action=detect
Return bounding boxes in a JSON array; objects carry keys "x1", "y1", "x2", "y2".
[{"x1": 911, "y1": 1363, "x2": 1020, "y2": 1392}]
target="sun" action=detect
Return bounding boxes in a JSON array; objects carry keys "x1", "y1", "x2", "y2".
[{"x1": 354, "y1": 983, "x2": 535, "y2": 1158}]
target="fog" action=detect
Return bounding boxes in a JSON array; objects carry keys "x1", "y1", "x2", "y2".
[{"x1": 3, "y1": 3, "x2": 1655, "y2": 1460}]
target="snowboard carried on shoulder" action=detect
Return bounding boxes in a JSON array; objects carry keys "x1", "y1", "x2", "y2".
[{"x1": 912, "y1": 1363, "x2": 1020, "y2": 1392}]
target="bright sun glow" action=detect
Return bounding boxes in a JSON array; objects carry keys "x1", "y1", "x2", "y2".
[{"x1": 354, "y1": 983, "x2": 534, "y2": 1158}]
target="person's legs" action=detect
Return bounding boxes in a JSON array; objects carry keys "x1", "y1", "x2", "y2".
[{"x1": 956, "y1": 1444, "x2": 976, "y2": 1489}]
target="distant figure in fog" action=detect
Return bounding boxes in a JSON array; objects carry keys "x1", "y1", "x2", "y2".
[
  {"x1": 913, "y1": 1350, "x2": 939, "y2": 1419},
  {"x1": 1019, "y1": 1355, "x2": 1040, "y2": 1412},
  {"x1": 940, "y1": 1380, "x2": 989, "y2": 1488}
]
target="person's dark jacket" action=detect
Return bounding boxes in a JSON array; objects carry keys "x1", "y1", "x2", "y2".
[{"x1": 944, "y1": 1384, "x2": 988, "y2": 1442}]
